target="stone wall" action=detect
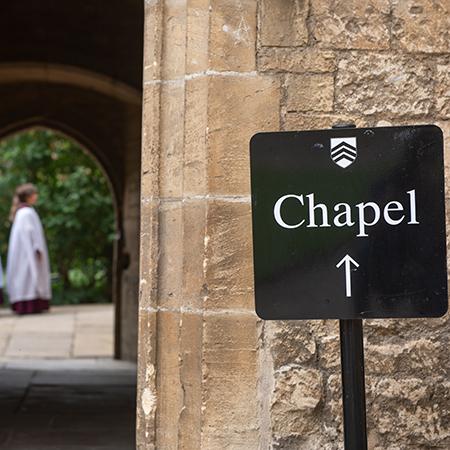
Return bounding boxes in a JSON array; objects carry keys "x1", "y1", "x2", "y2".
[{"x1": 138, "y1": 1, "x2": 450, "y2": 449}]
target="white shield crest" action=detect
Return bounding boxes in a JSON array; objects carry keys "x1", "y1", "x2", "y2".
[{"x1": 330, "y1": 137, "x2": 357, "y2": 168}]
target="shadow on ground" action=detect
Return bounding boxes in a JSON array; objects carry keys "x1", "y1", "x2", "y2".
[{"x1": 0, "y1": 359, "x2": 136, "y2": 450}]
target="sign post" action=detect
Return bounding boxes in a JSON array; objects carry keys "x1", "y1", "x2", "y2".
[
  {"x1": 249, "y1": 124, "x2": 447, "y2": 450},
  {"x1": 333, "y1": 123, "x2": 367, "y2": 450}
]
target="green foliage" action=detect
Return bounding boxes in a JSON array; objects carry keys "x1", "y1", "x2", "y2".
[{"x1": 0, "y1": 129, "x2": 115, "y2": 304}]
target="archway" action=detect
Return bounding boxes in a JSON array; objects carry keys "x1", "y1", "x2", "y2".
[
  {"x1": 0, "y1": 0, "x2": 144, "y2": 361},
  {"x1": 0, "y1": 1, "x2": 143, "y2": 448}
]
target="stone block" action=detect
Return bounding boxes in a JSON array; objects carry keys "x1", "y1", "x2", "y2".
[
  {"x1": 392, "y1": 0, "x2": 450, "y2": 53},
  {"x1": 283, "y1": 113, "x2": 364, "y2": 132},
  {"x1": 258, "y1": 47, "x2": 336, "y2": 74},
  {"x1": 204, "y1": 200, "x2": 254, "y2": 310},
  {"x1": 365, "y1": 338, "x2": 446, "y2": 377},
  {"x1": 178, "y1": 312, "x2": 203, "y2": 449},
  {"x1": 336, "y1": 53, "x2": 434, "y2": 116},
  {"x1": 209, "y1": 0, "x2": 256, "y2": 72},
  {"x1": 161, "y1": 1, "x2": 186, "y2": 80},
  {"x1": 436, "y1": 62, "x2": 450, "y2": 118},
  {"x1": 269, "y1": 322, "x2": 316, "y2": 369},
  {"x1": 136, "y1": 311, "x2": 157, "y2": 436},
  {"x1": 158, "y1": 201, "x2": 184, "y2": 308},
  {"x1": 367, "y1": 376, "x2": 450, "y2": 447},
  {"x1": 154, "y1": 311, "x2": 184, "y2": 449},
  {"x1": 207, "y1": 74, "x2": 280, "y2": 195},
  {"x1": 285, "y1": 74, "x2": 334, "y2": 112},
  {"x1": 159, "y1": 83, "x2": 185, "y2": 198},
  {"x1": 143, "y1": 0, "x2": 163, "y2": 82},
  {"x1": 325, "y1": 374, "x2": 343, "y2": 431},
  {"x1": 139, "y1": 200, "x2": 159, "y2": 311},
  {"x1": 260, "y1": 0, "x2": 309, "y2": 47},
  {"x1": 182, "y1": 200, "x2": 207, "y2": 309},
  {"x1": 202, "y1": 314, "x2": 259, "y2": 447},
  {"x1": 141, "y1": 85, "x2": 162, "y2": 196},
  {"x1": 317, "y1": 334, "x2": 340, "y2": 369},
  {"x1": 186, "y1": 0, "x2": 210, "y2": 74},
  {"x1": 271, "y1": 367, "x2": 323, "y2": 436},
  {"x1": 311, "y1": 0, "x2": 390, "y2": 50},
  {"x1": 184, "y1": 77, "x2": 208, "y2": 196}
]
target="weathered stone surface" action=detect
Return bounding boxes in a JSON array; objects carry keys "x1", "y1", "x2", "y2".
[
  {"x1": 336, "y1": 53, "x2": 434, "y2": 116},
  {"x1": 160, "y1": 0, "x2": 186, "y2": 80},
  {"x1": 181, "y1": 201, "x2": 207, "y2": 309},
  {"x1": 317, "y1": 334, "x2": 340, "y2": 370},
  {"x1": 367, "y1": 376, "x2": 450, "y2": 448},
  {"x1": 269, "y1": 322, "x2": 316, "y2": 369},
  {"x1": 154, "y1": 311, "x2": 184, "y2": 448},
  {"x1": 310, "y1": 0, "x2": 390, "y2": 50},
  {"x1": 183, "y1": 77, "x2": 208, "y2": 196},
  {"x1": 202, "y1": 314, "x2": 259, "y2": 448},
  {"x1": 208, "y1": 74, "x2": 280, "y2": 195},
  {"x1": 186, "y1": 0, "x2": 210, "y2": 74},
  {"x1": 283, "y1": 113, "x2": 364, "y2": 132},
  {"x1": 137, "y1": 311, "x2": 157, "y2": 449},
  {"x1": 139, "y1": 1, "x2": 450, "y2": 448},
  {"x1": 209, "y1": 0, "x2": 256, "y2": 71},
  {"x1": 365, "y1": 338, "x2": 445, "y2": 377},
  {"x1": 159, "y1": 83, "x2": 185, "y2": 198},
  {"x1": 178, "y1": 312, "x2": 203, "y2": 449},
  {"x1": 285, "y1": 74, "x2": 334, "y2": 113},
  {"x1": 259, "y1": 0, "x2": 309, "y2": 47},
  {"x1": 436, "y1": 61, "x2": 450, "y2": 118},
  {"x1": 143, "y1": 0, "x2": 163, "y2": 83},
  {"x1": 205, "y1": 200, "x2": 253, "y2": 310},
  {"x1": 258, "y1": 47, "x2": 335, "y2": 74},
  {"x1": 138, "y1": 198, "x2": 159, "y2": 311},
  {"x1": 158, "y1": 201, "x2": 183, "y2": 308},
  {"x1": 392, "y1": 0, "x2": 450, "y2": 53},
  {"x1": 271, "y1": 367, "x2": 323, "y2": 436}
]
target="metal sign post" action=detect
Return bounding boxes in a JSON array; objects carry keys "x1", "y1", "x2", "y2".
[
  {"x1": 249, "y1": 123, "x2": 447, "y2": 450},
  {"x1": 339, "y1": 319, "x2": 367, "y2": 450},
  {"x1": 333, "y1": 123, "x2": 368, "y2": 450}
]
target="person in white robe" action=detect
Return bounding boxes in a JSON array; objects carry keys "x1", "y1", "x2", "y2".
[{"x1": 6, "y1": 184, "x2": 51, "y2": 314}]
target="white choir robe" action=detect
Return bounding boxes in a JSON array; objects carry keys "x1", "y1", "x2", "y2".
[{"x1": 6, "y1": 207, "x2": 51, "y2": 303}]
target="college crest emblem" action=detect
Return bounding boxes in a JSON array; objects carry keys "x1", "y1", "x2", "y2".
[{"x1": 330, "y1": 137, "x2": 357, "y2": 168}]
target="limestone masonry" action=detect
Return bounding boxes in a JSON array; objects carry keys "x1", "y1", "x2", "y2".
[{"x1": 138, "y1": 1, "x2": 450, "y2": 449}]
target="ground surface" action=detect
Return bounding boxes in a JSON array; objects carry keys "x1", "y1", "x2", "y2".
[
  {"x1": 0, "y1": 305, "x2": 136, "y2": 449},
  {"x1": 0, "y1": 304, "x2": 114, "y2": 359}
]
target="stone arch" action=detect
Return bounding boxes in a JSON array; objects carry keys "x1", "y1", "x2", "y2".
[
  {"x1": 0, "y1": 0, "x2": 144, "y2": 360},
  {"x1": 0, "y1": 117, "x2": 122, "y2": 210}
]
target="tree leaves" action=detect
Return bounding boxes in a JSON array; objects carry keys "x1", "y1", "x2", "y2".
[{"x1": 0, "y1": 129, "x2": 115, "y2": 304}]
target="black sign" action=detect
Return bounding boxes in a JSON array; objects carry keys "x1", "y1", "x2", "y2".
[{"x1": 250, "y1": 125, "x2": 448, "y2": 320}]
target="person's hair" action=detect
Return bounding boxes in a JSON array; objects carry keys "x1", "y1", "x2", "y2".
[{"x1": 9, "y1": 183, "x2": 38, "y2": 221}]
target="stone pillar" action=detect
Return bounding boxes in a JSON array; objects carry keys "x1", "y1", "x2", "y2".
[
  {"x1": 137, "y1": 1, "x2": 279, "y2": 448},
  {"x1": 120, "y1": 104, "x2": 142, "y2": 361}
]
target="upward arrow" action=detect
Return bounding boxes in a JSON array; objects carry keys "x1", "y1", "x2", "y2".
[{"x1": 336, "y1": 254, "x2": 359, "y2": 298}]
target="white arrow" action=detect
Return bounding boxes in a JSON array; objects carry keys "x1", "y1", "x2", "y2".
[{"x1": 336, "y1": 254, "x2": 359, "y2": 298}]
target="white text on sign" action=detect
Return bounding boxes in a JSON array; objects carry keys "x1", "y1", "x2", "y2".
[{"x1": 273, "y1": 190, "x2": 418, "y2": 238}]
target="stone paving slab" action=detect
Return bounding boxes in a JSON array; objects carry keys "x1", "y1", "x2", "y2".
[
  {"x1": 0, "y1": 304, "x2": 114, "y2": 359},
  {"x1": 6, "y1": 333, "x2": 73, "y2": 358}
]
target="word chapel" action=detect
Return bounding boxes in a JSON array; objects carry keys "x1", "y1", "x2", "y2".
[{"x1": 273, "y1": 189, "x2": 419, "y2": 238}]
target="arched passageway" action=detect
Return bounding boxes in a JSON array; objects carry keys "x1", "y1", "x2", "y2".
[{"x1": 0, "y1": 1, "x2": 144, "y2": 360}]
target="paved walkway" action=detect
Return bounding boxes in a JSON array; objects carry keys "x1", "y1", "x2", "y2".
[
  {"x1": 0, "y1": 305, "x2": 135, "y2": 449},
  {"x1": 0, "y1": 359, "x2": 136, "y2": 449},
  {"x1": 0, "y1": 304, "x2": 114, "y2": 359}
]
